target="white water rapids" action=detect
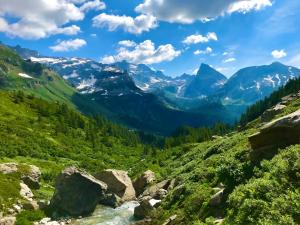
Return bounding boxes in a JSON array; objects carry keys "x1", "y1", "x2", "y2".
[{"x1": 72, "y1": 201, "x2": 139, "y2": 225}]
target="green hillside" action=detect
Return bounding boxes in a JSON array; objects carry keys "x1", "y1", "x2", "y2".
[
  {"x1": 141, "y1": 81, "x2": 300, "y2": 225},
  {"x1": 0, "y1": 45, "x2": 76, "y2": 105}
]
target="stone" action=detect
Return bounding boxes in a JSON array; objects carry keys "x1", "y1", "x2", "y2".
[
  {"x1": 261, "y1": 104, "x2": 286, "y2": 122},
  {"x1": 214, "y1": 218, "x2": 224, "y2": 225},
  {"x1": 141, "y1": 179, "x2": 171, "y2": 199},
  {"x1": 50, "y1": 167, "x2": 107, "y2": 217},
  {"x1": 249, "y1": 109, "x2": 300, "y2": 152},
  {"x1": 95, "y1": 169, "x2": 136, "y2": 201},
  {"x1": 99, "y1": 193, "x2": 122, "y2": 208},
  {"x1": 12, "y1": 204, "x2": 22, "y2": 213},
  {"x1": 134, "y1": 197, "x2": 155, "y2": 219},
  {"x1": 0, "y1": 163, "x2": 18, "y2": 174},
  {"x1": 0, "y1": 216, "x2": 16, "y2": 225},
  {"x1": 209, "y1": 188, "x2": 225, "y2": 207},
  {"x1": 22, "y1": 200, "x2": 39, "y2": 210},
  {"x1": 162, "y1": 215, "x2": 177, "y2": 225},
  {"x1": 20, "y1": 182, "x2": 34, "y2": 201},
  {"x1": 37, "y1": 200, "x2": 49, "y2": 210},
  {"x1": 21, "y1": 165, "x2": 41, "y2": 189},
  {"x1": 133, "y1": 170, "x2": 155, "y2": 196}
]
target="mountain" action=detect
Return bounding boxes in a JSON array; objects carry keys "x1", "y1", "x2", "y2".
[
  {"x1": 220, "y1": 62, "x2": 300, "y2": 105},
  {"x1": 29, "y1": 55, "x2": 234, "y2": 134},
  {"x1": 184, "y1": 63, "x2": 227, "y2": 98},
  {"x1": 0, "y1": 45, "x2": 76, "y2": 105}
]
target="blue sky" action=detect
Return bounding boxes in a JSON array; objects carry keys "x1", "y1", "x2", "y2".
[{"x1": 0, "y1": 0, "x2": 300, "y2": 77}]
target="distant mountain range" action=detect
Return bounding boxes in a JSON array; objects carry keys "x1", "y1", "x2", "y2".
[{"x1": 6, "y1": 43, "x2": 300, "y2": 134}]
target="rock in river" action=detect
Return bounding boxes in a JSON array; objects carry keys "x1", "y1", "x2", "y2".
[
  {"x1": 95, "y1": 169, "x2": 136, "y2": 202},
  {"x1": 50, "y1": 167, "x2": 107, "y2": 217}
]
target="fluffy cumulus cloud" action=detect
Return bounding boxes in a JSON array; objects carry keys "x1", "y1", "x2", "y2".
[
  {"x1": 271, "y1": 49, "x2": 287, "y2": 59},
  {"x1": 135, "y1": 0, "x2": 272, "y2": 23},
  {"x1": 92, "y1": 13, "x2": 157, "y2": 34},
  {"x1": 183, "y1": 33, "x2": 218, "y2": 45},
  {"x1": 101, "y1": 40, "x2": 181, "y2": 65},
  {"x1": 50, "y1": 38, "x2": 87, "y2": 52},
  {"x1": 194, "y1": 47, "x2": 213, "y2": 55},
  {"x1": 0, "y1": 0, "x2": 105, "y2": 39}
]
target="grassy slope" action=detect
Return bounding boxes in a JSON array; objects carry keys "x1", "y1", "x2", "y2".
[
  {"x1": 144, "y1": 96, "x2": 300, "y2": 225},
  {"x1": 0, "y1": 90, "x2": 146, "y2": 217}
]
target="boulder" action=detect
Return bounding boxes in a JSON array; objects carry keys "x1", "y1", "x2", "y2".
[
  {"x1": 99, "y1": 193, "x2": 122, "y2": 208},
  {"x1": 21, "y1": 165, "x2": 41, "y2": 189},
  {"x1": 50, "y1": 167, "x2": 107, "y2": 217},
  {"x1": 95, "y1": 169, "x2": 136, "y2": 201},
  {"x1": 141, "y1": 179, "x2": 175, "y2": 199},
  {"x1": 249, "y1": 109, "x2": 300, "y2": 152},
  {"x1": 0, "y1": 163, "x2": 18, "y2": 174},
  {"x1": 134, "y1": 197, "x2": 155, "y2": 219},
  {"x1": 20, "y1": 182, "x2": 34, "y2": 201},
  {"x1": 133, "y1": 170, "x2": 155, "y2": 196},
  {"x1": 162, "y1": 215, "x2": 177, "y2": 225},
  {"x1": 261, "y1": 104, "x2": 286, "y2": 122},
  {"x1": 0, "y1": 217, "x2": 16, "y2": 225},
  {"x1": 209, "y1": 188, "x2": 224, "y2": 207}
]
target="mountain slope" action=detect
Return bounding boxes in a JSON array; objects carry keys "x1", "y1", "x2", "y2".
[
  {"x1": 220, "y1": 62, "x2": 300, "y2": 105},
  {"x1": 141, "y1": 78, "x2": 300, "y2": 225}
]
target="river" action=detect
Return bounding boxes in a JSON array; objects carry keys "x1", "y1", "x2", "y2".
[{"x1": 72, "y1": 201, "x2": 139, "y2": 225}]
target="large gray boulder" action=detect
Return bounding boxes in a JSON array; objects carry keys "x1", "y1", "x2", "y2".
[
  {"x1": 50, "y1": 167, "x2": 107, "y2": 217},
  {"x1": 95, "y1": 169, "x2": 136, "y2": 201},
  {"x1": 133, "y1": 170, "x2": 155, "y2": 196},
  {"x1": 249, "y1": 109, "x2": 300, "y2": 152}
]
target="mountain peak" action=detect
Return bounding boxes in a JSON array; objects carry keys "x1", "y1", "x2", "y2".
[{"x1": 197, "y1": 63, "x2": 227, "y2": 80}]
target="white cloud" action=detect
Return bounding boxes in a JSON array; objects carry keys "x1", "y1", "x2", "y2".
[
  {"x1": 50, "y1": 39, "x2": 87, "y2": 52},
  {"x1": 194, "y1": 47, "x2": 213, "y2": 55},
  {"x1": 228, "y1": 0, "x2": 272, "y2": 14},
  {"x1": 90, "y1": 33, "x2": 97, "y2": 37},
  {"x1": 136, "y1": 0, "x2": 272, "y2": 24},
  {"x1": 80, "y1": 0, "x2": 106, "y2": 12},
  {"x1": 183, "y1": 33, "x2": 218, "y2": 45},
  {"x1": 223, "y1": 57, "x2": 236, "y2": 63},
  {"x1": 0, "y1": 0, "x2": 105, "y2": 39},
  {"x1": 92, "y1": 13, "x2": 157, "y2": 34},
  {"x1": 118, "y1": 40, "x2": 137, "y2": 47},
  {"x1": 101, "y1": 40, "x2": 181, "y2": 65},
  {"x1": 271, "y1": 49, "x2": 287, "y2": 59}
]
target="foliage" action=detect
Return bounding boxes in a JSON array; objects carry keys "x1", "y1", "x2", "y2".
[
  {"x1": 0, "y1": 91, "x2": 144, "y2": 174},
  {"x1": 16, "y1": 210, "x2": 46, "y2": 225},
  {"x1": 239, "y1": 77, "x2": 300, "y2": 126},
  {"x1": 164, "y1": 123, "x2": 232, "y2": 148}
]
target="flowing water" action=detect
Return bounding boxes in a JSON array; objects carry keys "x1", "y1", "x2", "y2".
[{"x1": 72, "y1": 201, "x2": 139, "y2": 225}]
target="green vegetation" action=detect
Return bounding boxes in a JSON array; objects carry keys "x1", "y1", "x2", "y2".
[
  {"x1": 16, "y1": 210, "x2": 46, "y2": 225},
  {"x1": 0, "y1": 44, "x2": 299, "y2": 225},
  {"x1": 240, "y1": 77, "x2": 300, "y2": 126},
  {"x1": 0, "y1": 91, "x2": 144, "y2": 173}
]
